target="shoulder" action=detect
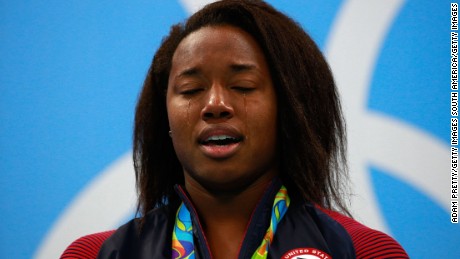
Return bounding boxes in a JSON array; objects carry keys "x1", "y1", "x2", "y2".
[
  {"x1": 61, "y1": 205, "x2": 173, "y2": 259},
  {"x1": 98, "y1": 205, "x2": 173, "y2": 258},
  {"x1": 316, "y1": 207, "x2": 409, "y2": 259},
  {"x1": 60, "y1": 230, "x2": 115, "y2": 259}
]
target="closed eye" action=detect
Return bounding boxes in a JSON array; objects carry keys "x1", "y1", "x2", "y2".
[
  {"x1": 180, "y1": 88, "x2": 203, "y2": 95},
  {"x1": 231, "y1": 86, "x2": 255, "y2": 93}
]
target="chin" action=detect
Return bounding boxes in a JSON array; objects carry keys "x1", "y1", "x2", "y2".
[{"x1": 189, "y1": 167, "x2": 269, "y2": 194}]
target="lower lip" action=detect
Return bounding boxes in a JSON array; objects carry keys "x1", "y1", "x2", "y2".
[{"x1": 199, "y1": 142, "x2": 241, "y2": 159}]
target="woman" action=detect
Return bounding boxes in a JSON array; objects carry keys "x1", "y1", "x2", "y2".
[{"x1": 62, "y1": 1, "x2": 408, "y2": 258}]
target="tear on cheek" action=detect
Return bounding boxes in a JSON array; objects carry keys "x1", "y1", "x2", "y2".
[{"x1": 187, "y1": 99, "x2": 191, "y2": 127}]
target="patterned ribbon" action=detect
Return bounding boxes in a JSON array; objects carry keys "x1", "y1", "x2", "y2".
[
  {"x1": 251, "y1": 186, "x2": 290, "y2": 259},
  {"x1": 172, "y1": 186, "x2": 290, "y2": 259},
  {"x1": 172, "y1": 203, "x2": 195, "y2": 259}
]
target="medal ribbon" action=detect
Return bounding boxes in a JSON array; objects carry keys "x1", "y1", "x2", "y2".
[{"x1": 172, "y1": 186, "x2": 290, "y2": 259}]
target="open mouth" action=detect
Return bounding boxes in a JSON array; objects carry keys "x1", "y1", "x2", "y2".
[
  {"x1": 197, "y1": 126, "x2": 244, "y2": 158},
  {"x1": 199, "y1": 135, "x2": 243, "y2": 146}
]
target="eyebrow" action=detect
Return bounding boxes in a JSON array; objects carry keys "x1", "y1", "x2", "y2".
[
  {"x1": 229, "y1": 63, "x2": 257, "y2": 72},
  {"x1": 177, "y1": 67, "x2": 200, "y2": 78},
  {"x1": 176, "y1": 63, "x2": 257, "y2": 78}
]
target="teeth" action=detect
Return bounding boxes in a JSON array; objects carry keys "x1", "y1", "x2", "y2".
[{"x1": 206, "y1": 135, "x2": 234, "y2": 141}]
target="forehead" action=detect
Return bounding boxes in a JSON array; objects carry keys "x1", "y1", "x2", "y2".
[{"x1": 171, "y1": 25, "x2": 267, "y2": 70}]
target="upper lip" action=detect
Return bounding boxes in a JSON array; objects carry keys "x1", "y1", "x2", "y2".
[{"x1": 197, "y1": 125, "x2": 244, "y2": 144}]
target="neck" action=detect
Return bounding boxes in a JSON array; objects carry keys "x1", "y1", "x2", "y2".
[
  {"x1": 184, "y1": 173, "x2": 277, "y2": 259},
  {"x1": 186, "y1": 178, "x2": 272, "y2": 220}
]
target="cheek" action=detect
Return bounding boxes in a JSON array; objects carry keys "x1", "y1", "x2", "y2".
[
  {"x1": 167, "y1": 97, "x2": 201, "y2": 152},
  {"x1": 258, "y1": 92, "x2": 277, "y2": 126},
  {"x1": 249, "y1": 98, "x2": 277, "y2": 143},
  {"x1": 167, "y1": 99, "x2": 189, "y2": 162},
  {"x1": 167, "y1": 98, "x2": 191, "y2": 130},
  {"x1": 259, "y1": 112, "x2": 277, "y2": 143}
]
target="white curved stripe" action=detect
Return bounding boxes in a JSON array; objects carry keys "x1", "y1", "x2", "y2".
[
  {"x1": 179, "y1": 0, "x2": 217, "y2": 14},
  {"x1": 325, "y1": 0, "x2": 405, "y2": 231},
  {"x1": 34, "y1": 153, "x2": 136, "y2": 259},
  {"x1": 365, "y1": 112, "x2": 449, "y2": 211},
  {"x1": 325, "y1": 0, "x2": 405, "y2": 120}
]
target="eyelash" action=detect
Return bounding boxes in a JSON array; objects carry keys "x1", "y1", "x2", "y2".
[
  {"x1": 180, "y1": 88, "x2": 203, "y2": 95},
  {"x1": 179, "y1": 86, "x2": 255, "y2": 95},
  {"x1": 232, "y1": 86, "x2": 255, "y2": 93}
]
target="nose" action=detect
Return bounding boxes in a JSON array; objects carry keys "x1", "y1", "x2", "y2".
[{"x1": 201, "y1": 85, "x2": 234, "y2": 121}]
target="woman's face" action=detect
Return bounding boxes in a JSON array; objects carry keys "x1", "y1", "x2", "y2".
[{"x1": 166, "y1": 25, "x2": 278, "y2": 192}]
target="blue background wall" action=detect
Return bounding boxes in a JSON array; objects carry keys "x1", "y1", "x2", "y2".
[{"x1": 0, "y1": 1, "x2": 456, "y2": 258}]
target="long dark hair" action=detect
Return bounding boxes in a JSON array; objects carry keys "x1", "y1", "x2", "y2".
[{"x1": 133, "y1": 0, "x2": 349, "y2": 220}]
